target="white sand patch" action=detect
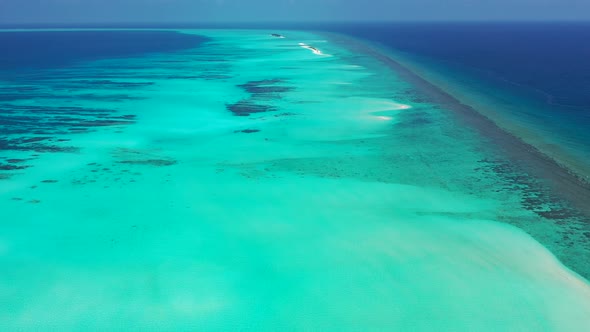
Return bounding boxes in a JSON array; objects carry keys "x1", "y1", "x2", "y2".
[
  {"x1": 368, "y1": 100, "x2": 412, "y2": 111},
  {"x1": 298, "y1": 42, "x2": 325, "y2": 55},
  {"x1": 367, "y1": 101, "x2": 411, "y2": 121},
  {"x1": 374, "y1": 115, "x2": 393, "y2": 121},
  {"x1": 342, "y1": 64, "x2": 364, "y2": 69}
]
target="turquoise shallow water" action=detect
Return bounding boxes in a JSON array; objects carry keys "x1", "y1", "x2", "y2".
[{"x1": 1, "y1": 29, "x2": 590, "y2": 330}]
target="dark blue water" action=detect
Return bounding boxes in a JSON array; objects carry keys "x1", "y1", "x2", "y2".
[
  {"x1": 0, "y1": 30, "x2": 208, "y2": 72},
  {"x1": 328, "y1": 22, "x2": 590, "y2": 108},
  {"x1": 313, "y1": 22, "x2": 590, "y2": 175},
  {"x1": 0, "y1": 30, "x2": 208, "y2": 168}
]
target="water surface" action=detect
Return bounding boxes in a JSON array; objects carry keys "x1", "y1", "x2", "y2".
[{"x1": 1, "y1": 28, "x2": 589, "y2": 331}]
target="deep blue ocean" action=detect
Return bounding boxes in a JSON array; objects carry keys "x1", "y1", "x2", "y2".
[
  {"x1": 0, "y1": 30, "x2": 208, "y2": 162},
  {"x1": 0, "y1": 30, "x2": 207, "y2": 72},
  {"x1": 320, "y1": 22, "x2": 590, "y2": 175},
  {"x1": 330, "y1": 23, "x2": 590, "y2": 108}
]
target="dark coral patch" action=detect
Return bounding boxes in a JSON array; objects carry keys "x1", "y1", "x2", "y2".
[
  {"x1": 57, "y1": 80, "x2": 155, "y2": 89},
  {"x1": 6, "y1": 158, "x2": 28, "y2": 163},
  {"x1": 226, "y1": 78, "x2": 291, "y2": 117},
  {"x1": 0, "y1": 136, "x2": 79, "y2": 153},
  {"x1": 0, "y1": 163, "x2": 29, "y2": 170},
  {"x1": 234, "y1": 129, "x2": 260, "y2": 134},
  {"x1": 238, "y1": 79, "x2": 292, "y2": 95},
  {"x1": 475, "y1": 158, "x2": 580, "y2": 221},
  {"x1": 0, "y1": 102, "x2": 136, "y2": 167},
  {"x1": 226, "y1": 101, "x2": 276, "y2": 116}
]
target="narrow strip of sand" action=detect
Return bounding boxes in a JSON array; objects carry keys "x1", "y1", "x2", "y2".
[{"x1": 299, "y1": 42, "x2": 323, "y2": 55}]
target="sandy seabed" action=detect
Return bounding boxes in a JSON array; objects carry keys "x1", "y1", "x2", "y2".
[{"x1": 1, "y1": 29, "x2": 590, "y2": 331}]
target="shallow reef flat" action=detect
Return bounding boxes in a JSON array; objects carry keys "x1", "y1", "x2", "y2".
[{"x1": 0, "y1": 29, "x2": 589, "y2": 330}]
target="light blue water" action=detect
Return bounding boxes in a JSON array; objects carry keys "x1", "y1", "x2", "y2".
[{"x1": 1, "y1": 28, "x2": 590, "y2": 330}]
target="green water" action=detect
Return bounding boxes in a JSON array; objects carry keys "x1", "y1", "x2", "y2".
[{"x1": 1, "y1": 30, "x2": 590, "y2": 330}]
